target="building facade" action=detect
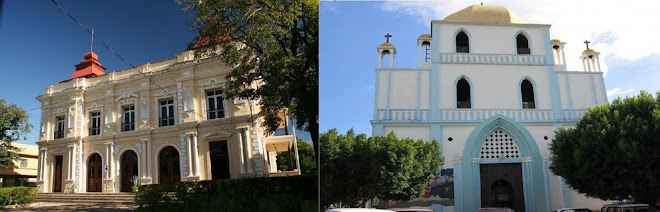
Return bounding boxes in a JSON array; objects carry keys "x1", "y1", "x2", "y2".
[
  {"x1": 0, "y1": 142, "x2": 38, "y2": 187},
  {"x1": 371, "y1": 5, "x2": 608, "y2": 212},
  {"x1": 36, "y1": 48, "x2": 298, "y2": 193}
]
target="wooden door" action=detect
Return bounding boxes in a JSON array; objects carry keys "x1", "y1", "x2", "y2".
[
  {"x1": 480, "y1": 163, "x2": 525, "y2": 212},
  {"x1": 159, "y1": 146, "x2": 180, "y2": 186},
  {"x1": 87, "y1": 153, "x2": 103, "y2": 192},
  {"x1": 53, "y1": 155, "x2": 63, "y2": 192},
  {"x1": 121, "y1": 150, "x2": 139, "y2": 192},
  {"x1": 210, "y1": 141, "x2": 230, "y2": 180}
]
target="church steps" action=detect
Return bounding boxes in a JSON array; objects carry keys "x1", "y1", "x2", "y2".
[{"x1": 34, "y1": 193, "x2": 135, "y2": 204}]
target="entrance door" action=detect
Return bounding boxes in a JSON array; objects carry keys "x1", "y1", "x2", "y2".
[
  {"x1": 121, "y1": 150, "x2": 138, "y2": 192},
  {"x1": 480, "y1": 163, "x2": 525, "y2": 212},
  {"x1": 87, "y1": 153, "x2": 103, "y2": 192},
  {"x1": 159, "y1": 146, "x2": 180, "y2": 185},
  {"x1": 53, "y1": 155, "x2": 63, "y2": 192},
  {"x1": 209, "y1": 141, "x2": 230, "y2": 180}
]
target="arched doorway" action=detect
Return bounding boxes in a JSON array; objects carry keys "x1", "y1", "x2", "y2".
[
  {"x1": 87, "y1": 153, "x2": 102, "y2": 192},
  {"x1": 120, "y1": 150, "x2": 138, "y2": 192},
  {"x1": 159, "y1": 146, "x2": 180, "y2": 185}
]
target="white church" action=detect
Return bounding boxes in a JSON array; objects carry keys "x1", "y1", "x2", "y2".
[{"x1": 371, "y1": 4, "x2": 609, "y2": 212}]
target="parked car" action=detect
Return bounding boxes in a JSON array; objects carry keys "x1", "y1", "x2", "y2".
[
  {"x1": 600, "y1": 203, "x2": 658, "y2": 212},
  {"x1": 391, "y1": 208, "x2": 433, "y2": 212},
  {"x1": 477, "y1": 208, "x2": 514, "y2": 212},
  {"x1": 554, "y1": 208, "x2": 592, "y2": 212}
]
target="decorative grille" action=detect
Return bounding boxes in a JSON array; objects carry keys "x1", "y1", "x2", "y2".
[{"x1": 479, "y1": 129, "x2": 520, "y2": 159}]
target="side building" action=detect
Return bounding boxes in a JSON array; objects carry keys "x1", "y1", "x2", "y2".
[
  {"x1": 371, "y1": 4, "x2": 608, "y2": 212},
  {"x1": 0, "y1": 142, "x2": 38, "y2": 187},
  {"x1": 36, "y1": 48, "x2": 299, "y2": 193}
]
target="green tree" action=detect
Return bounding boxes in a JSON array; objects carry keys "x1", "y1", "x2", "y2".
[
  {"x1": 320, "y1": 128, "x2": 442, "y2": 208},
  {"x1": 0, "y1": 99, "x2": 32, "y2": 168},
  {"x1": 175, "y1": 0, "x2": 319, "y2": 164},
  {"x1": 276, "y1": 140, "x2": 316, "y2": 176},
  {"x1": 550, "y1": 91, "x2": 660, "y2": 205}
]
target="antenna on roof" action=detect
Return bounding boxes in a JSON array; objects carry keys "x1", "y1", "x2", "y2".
[{"x1": 90, "y1": 28, "x2": 94, "y2": 52}]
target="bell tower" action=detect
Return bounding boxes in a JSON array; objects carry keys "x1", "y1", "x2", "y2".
[
  {"x1": 550, "y1": 39, "x2": 567, "y2": 71},
  {"x1": 377, "y1": 33, "x2": 396, "y2": 68},
  {"x1": 579, "y1": 40, "x2": 601, "y2": 72},
  {"x1": 68, "y1": 51, "x2": 106, "y2": 80}
]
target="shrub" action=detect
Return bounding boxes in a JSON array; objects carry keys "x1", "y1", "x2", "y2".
[
  {"x1": 134, "y1": 184, "x2": 173, "y2": 209},
  {"x1": 0, "y1": 187, "x2": 37, "y2": 206}
]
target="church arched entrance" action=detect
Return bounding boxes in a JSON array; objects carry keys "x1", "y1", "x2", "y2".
[
  {"x1": 87, "y1": 153, "x2": 102, "y2": 192},
  {"x1": 120, "y1": 150, "x2": 139, "y2": 192},
  {"x1": 480, "y1": 164, "x2": 525, "y2": 212},
  {"x1": 159, "y1": 146, "x2": 180, "y2": 186}
]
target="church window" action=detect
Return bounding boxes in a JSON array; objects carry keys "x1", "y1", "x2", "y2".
[
  {"x1": 516, "y1": 34, "x2": 530, "y2": 55},
  {"x1": 122, "y1": 105, "x2": 135, "y2": 132},
  {"x1": 521, "y1": 79, "x2": 535, "y2": 109},
  {"x1": 55, "y1": 115, "x2": 65, "y2": 139},
  {"x1": 422, "y1": 41, "x2": 431, "y2": 62},
  {"x1": 457, "y1": 78, "x2": 471, "y2": 108},
  {"x1": 89, "y1": 112, "x2": 101, "y2": 136},
  {"x1": 207, "y1": 90, "x2": 225, "y2": 119},
  {"x1": 456, "y1": 31, "x2": 470, "y2": 53},
  {"x1": 160, "y1": 99, "x2": 175, "y2": 127},
  {"x1": 480, "y1": 129, "x2": 520, "y2": 159}
]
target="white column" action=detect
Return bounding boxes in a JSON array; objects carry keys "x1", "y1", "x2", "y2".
[
  {"x1": 110, "y1": 144, "x2": 114, "y2": 180},
  {"x1": 561, "y1": 47, "x2": 567, "y2": 65},
  {"x1": 244, "y1": 129, "x2": 252, "y2": 172},
  {"x1": 378, "y1": 52, "x2": 383, "y2": 68},
  {"x1": 67, "y1": 146, "x2": 71, "y2": 180},
  {"x1": 237, "y1": 129, "x2": 245, "y2": 173},
  {"x1": 147, "y1": 139, "x2": 152, "y2": 178},
  {"x1": 105, "y1": 143, "x2": 110, "y2": 180},
  {"x1": 37, "y1": 150, "x2": 42, "y2": 180},
  {"x1": 191, "y1": 133, "x2": 199, "y2": 176},
  {"x1": 389, "y1": 53, "x2": 394, "y2": 68},
  {"x1": 186, "y1": 134, "x2": 193, "y2": 178},
  {"x1": 141, "y1": 139, "x2": 147, "y2": 178}
]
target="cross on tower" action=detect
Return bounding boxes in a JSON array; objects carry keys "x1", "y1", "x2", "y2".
[
  {"x1": 90, "y1": 28, "x2": 95, "y2": 52},
  {"x1": 384, "y1": 33, "x2": 392, "y2": 43},
  {"x1": 583, "y1": 40, "x2": 591, "y2": 49}
]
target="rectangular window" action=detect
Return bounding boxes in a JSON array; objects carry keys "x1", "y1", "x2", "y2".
[
  {"x1": 207, "y1": 90, "x2": 225, "y2": 119},
  {"x1": 89, "y1": 112, "x2": 101, "y2": 135},
  {"x1": 160, "y1": 99, "x2": 175, "y2": 127},
  {"x1": 19, "y1": 159, "x2": 27, "y2": 168},
  {"x1": 55, "y1": 116, "x2": 65, "y2": 139},
  {"x1": 122, "y1": 106, "x2": 135, "y2": 132}
]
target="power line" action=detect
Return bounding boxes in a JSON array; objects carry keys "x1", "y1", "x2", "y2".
[{"x1": 50, "y1": 0, "x2": 232, "y2": 132}]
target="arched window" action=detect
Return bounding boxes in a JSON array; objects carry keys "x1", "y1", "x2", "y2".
[
  {"x1": 456, "y1": 31, "x2": 469, "y2": 53},
  {"x1": 457, "y1": 78, "x2": 471, "y2": 108},
  {"x1": 521, "y1": 79, "x2": 535, "y2": 109},
  {"x1": 516, "y1": 34, "x2": 530, "y2": 55},
  {"x1": 422, "y1": 41, "x2": 431, "y2": 62}
]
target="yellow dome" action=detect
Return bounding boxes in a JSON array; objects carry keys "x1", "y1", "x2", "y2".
[
  {"x1": 379, "y1": 42, "x2": 394, "y2": 47},
  {"x1": 584, "y1": 48, "x2": 596, "y2": 53},
  {"x1": 418, "y1": 34, "x2": 431, "y2": 39},
  {"x1": 444, "y1": 4, "x2": 527, "y2": 24},
  {"x1": 550, "y1": 39, "x2": 561, "y2": 42}
]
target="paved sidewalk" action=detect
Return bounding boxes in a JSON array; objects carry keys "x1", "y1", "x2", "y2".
[{"x1": 3, "y1": 202, "x2": 138, "y2": 211}]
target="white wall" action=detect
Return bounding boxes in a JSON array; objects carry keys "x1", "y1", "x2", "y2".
[{"x1": 436, "y1": 23, "x2": 547, "y2": 55}]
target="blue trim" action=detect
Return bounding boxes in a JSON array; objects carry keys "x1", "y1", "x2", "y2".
[
  {"x1": 564, "y1": 72, "x2": 575, "y2": 119},
  {"x1": 372, "y1": 125, "x2": 385, "y2": 136},
  {"x1": 430, "y1": 125, "x2": 442, "y2": 150},
  {"x1": 561, "y1": 178, "x2": 572, "y2": 207},
  {"x1": 518, "y1": 77, "x2": 538, "y2": 109},
  {"x1": 373, "y1": 69, "x2": 381, "y2": 120},
  {"x1": 417, "y1": 69, "x2": 422, "y2": 120},
  {"x1": 542, "y1": 27, "x2": 564, "y2": 120},
  {"x1": 453, "y1": 28, "x2": 472, "y2": 53},
  {"x1": 460, "y1": 115, "x2": 547, "y2": 212},
  {"x1": 386, "y1": 69, "x2": 393, "y2": 120},
  {"x1": 514, "y1": 30, "x2": 532, "y2": 55},
  {"x1": 430, "y1": 23, "x2": 441, "y2": 120},
  {"x1": 590, "y1": 74, "x2": 599, "y2": 105},
  {"x1": 454, "y1": 162, "x2": 462, "y2": 212},
  {"x1": 454, "y1": 75, "x2": 474, "y2": 108},
  {"x1": 543, "y1": 160, "x2": 552, "y2": 212}
]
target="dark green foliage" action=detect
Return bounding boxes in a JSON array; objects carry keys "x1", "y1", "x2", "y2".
[
  {"x1": 0, "y1": 99, "x2": 32, "y2": 168},
  {"x1": 277, "y1": 140, "x2": 317, "y2": 175},
  {"x1": 175, "y1": 0, "x2": 320, "y2": 164},
  {"x1": 320, "y1": 129, "x2": 443, "y2": 208},
  {"x1": 135, "y1": 175, "x2": 317, "y2": 212},
  {"x1": 550, "y1": 91, "x2": 660, "y2": 205},
  {"x1": 0, "y1": 187, "x2": 37, "y2": 206}
]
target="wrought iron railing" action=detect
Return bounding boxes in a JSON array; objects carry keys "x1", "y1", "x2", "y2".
[
  {"x1": 457, "y1": 101, "x2": 471, "y2": 108},
  {"x1": 522, "y1": 102, "x2": 536, "y2": 109},
  {"x1": 456, "y1": 46, "x2": 470, "y2": 53},
  {"x1": 517, "y1": 48, "x2": 531, "y2": 55},
  {"x1": 89, "y1": 127, "x2": 100, "y2": 136}
]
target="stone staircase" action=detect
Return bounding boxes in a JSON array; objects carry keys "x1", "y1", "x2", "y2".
[{"x1": 34, "y1": 192, "x2": 135, "y2": 204}]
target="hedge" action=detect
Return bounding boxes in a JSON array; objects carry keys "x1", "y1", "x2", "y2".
[
  {"x1": 135, "y1": 175, "x2": 317, "y2": 212},
  {"x1": 0, "y1": 187, "x2": 37, "y2": 206}
]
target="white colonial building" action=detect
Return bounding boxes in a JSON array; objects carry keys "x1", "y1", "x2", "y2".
[
  {"x1": 371, "y1": 5, "x2": 608, "y2": 212},
  {"x1": 35, "y1": 47, "x2": 299, "y2": 193}
]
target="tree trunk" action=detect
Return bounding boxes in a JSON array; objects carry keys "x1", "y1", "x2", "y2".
[{"x1": 308, "y1": 117, "x2": 319, "y2": 169}]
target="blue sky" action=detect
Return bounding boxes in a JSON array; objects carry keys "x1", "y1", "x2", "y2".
[
  {"x1": 0, "y1": 1, "x2": 311, "y2": 145},
  {"x1": 320, "y1": 1, "x2": 660, "y2": 136}
]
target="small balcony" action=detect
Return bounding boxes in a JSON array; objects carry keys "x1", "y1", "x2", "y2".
[
  {"x1": 54, "y1": 131, "x2": 64, "y2": 139},
  {"x1": 265, "y1": 134, "x2": 301, "y2": 177},
  {"x1": 89, "y1": 127, "x2": 100, "y2": 136},
  {"x1": 456, "y1": 46, "x2": 470, "y2": 53},
  {"x1": 517, "y1": 48, "x2": 531, "y2": 55},
  {"x1": 457, "y1": 101, "x2": 471, "y2": 109},
  {"x1": 522, "y1": 102, "x2": 536, "y2": 109}
]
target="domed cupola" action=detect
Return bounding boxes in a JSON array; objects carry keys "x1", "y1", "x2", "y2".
[{"x1": 444, "y1": 4, "x2": 527, "y2": 24}]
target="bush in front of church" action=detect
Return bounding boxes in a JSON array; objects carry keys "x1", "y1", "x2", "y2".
[{"x1": 0, "y1": 187, "x2": 37, "y2": 206}]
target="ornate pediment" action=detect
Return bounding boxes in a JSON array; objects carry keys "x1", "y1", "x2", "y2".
[
  {"x1": 203, "y1": 131, "x2": 233, "y2": 139},
  {"x1": 115, "y1": 93, "x2": 138, "y2": 104}
]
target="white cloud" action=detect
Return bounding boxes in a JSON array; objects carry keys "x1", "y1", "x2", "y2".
[
  {"x1": 378, "y1": 0, "x2": 660, "y2": 78},
  {"x1": 606, "y1": 87, "x2": 636, "y2": 97}
]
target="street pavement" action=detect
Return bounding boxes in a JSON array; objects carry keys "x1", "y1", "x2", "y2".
[{"x1": 2, "y1": 202, "x2": 138, "y2": 211}]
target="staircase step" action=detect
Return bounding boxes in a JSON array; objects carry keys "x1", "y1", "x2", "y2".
[{"x1": 34, "y1": 193, "x2": 136, "y2": 204}]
